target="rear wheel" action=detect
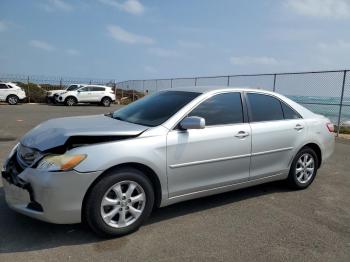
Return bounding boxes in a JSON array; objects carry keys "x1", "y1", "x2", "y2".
[
  {"x1": 101, "y1": 97, "x2": 112, "y2": 107},
  {"x1": 84, "y1": 168, "x2": 154, "y2": 237},
  {"x1": 287, "y1": 147, "x2": 318, "y2": 189},
  {"x1": 7, "y1": 95, "x2": 19, "y2": 105},
  {"x1": 65, "y1": 96, "x2": 77, "y2": 106}
]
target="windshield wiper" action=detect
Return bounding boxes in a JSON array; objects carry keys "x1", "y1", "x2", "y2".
[
  {"x1": 104, "y1": 112, "x2": 113, "y2": 118},
  {"x1": 113, "y1": 116, "x2": 125, "y2": 121}
]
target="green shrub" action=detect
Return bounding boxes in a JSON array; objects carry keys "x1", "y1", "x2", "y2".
[
  {"x1": 15, "y1": 82, "x2": 47, "y2": 103},
  {"x1": 335, "y1": 125, "x2": 350, "y2": 134}
]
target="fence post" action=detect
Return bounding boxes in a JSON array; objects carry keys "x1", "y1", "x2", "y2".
[
  {"x1": 27, "y1": 76, "x2": 30, "y2": 103},
  {"x1": 337, "y1": 70, "x2": 347, "y2": 136},
  {"x1": 114, "y1": 80, "x2": 117, "y2": 104},
  {"x1": 132, "y1": 80, "x2": 135, "y2": 101},
  {"x1": 142, "y1": 80, "x2": 145, "y2": 95},
  {"x1": 273, "y1": 74, "x2": 277, "y2": 92},
  {"x1": 60, "y1": 77, "x2": 62, "y2": 89},
  {"x1": 155, "y1": 80, "x2": 158, "y2": 91},
  {"x1": 170, "y1": 78, "x2": 173, "y2": 88},
  {"x1": 194, "y1": 77, "x2": 197, "y2": 86},
  {"x1": 227, "y1": 76, "x2": 230, "y2": 86}
]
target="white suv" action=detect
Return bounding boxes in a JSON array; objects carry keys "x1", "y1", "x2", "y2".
[
  {"x1": 0, "y1": 82, "x2": 26, "y2": 105},
  {"x1": 56, "y1": 85, "x2": 116, "y2": 106},
  {"x1": 47, "y1": 84, "x2": 86, "y2": 104}
]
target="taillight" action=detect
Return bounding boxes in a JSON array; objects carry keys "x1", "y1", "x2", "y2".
[{"x1": 326, "y1": 123, "x2": 334, "y2": 132}]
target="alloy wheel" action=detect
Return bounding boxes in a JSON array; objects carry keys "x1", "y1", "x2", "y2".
[
  {"x1": 103, "y1": 98, "x2": 111, "y2": 107},
  {"x1": 67, "y1": 98, "x2": 75, "y2": 106},
  {"x1": 295, "y1": 153, "x2": 315, "y2": 184},
  {"x1": 100, "y1": 180, "x2": 146, "y2": 228},
  {"x1": 8, "y1": 96, "x2": 18, "y2": 105}
]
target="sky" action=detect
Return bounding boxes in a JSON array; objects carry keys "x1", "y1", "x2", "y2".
[{"x1": 0, "y1": 0, "x2": 350, "y2": 81}]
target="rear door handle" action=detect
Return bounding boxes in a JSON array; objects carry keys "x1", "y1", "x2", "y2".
[
  {"x1": 294, "y1": 124, "x2": 304, "y2": 131},
  {"x1": 235, "y1": 131, "x2": 249, "y2": 138}
]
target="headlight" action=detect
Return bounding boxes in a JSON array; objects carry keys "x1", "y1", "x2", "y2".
[{"x1": 37, "y1": 154, "x2": 87, "y2": 171}]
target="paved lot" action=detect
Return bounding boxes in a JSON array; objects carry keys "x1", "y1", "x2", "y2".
[{"x1": 0, "y1": 104, "x2": 349, "y2": 262}]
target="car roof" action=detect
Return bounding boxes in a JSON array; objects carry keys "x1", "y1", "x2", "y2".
[
  {"x1": 168, "y1": 85, "x2": 275, "y2": 95},
  {"x1": 81, "y1": 84, "x2": 111, "y2": 88}
]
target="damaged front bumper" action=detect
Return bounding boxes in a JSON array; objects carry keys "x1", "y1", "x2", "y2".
[{"x1": 2, "y1": 153, "x2": 102, "y2": 224}]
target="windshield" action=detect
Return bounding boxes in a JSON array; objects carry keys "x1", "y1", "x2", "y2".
[
  {"x1": 66, "y1": 85, "x2": 81, "y2": 91},
  {"x1": 112, "y1": 91, "x2": 200, "y2": 127}
]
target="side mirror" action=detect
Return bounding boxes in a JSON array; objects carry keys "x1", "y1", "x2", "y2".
[{"x1": 179, "y1": 116, "x2": 205, "y2": 130}]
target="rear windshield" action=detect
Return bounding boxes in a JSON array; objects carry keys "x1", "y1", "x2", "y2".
[{"x1": 112, "y1": 91, "x2": 200, "y2": 127}]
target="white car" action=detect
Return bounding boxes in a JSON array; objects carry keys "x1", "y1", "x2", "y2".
[
  {"x1": 0, "y1": 82, "x2": 26, "y2": 105},
  {"x1": 56, "y1": 85, "x2": 116, "y2": 106},
  {"x1": 47, "y1": 84, "x2": 85, "y2": 104}
]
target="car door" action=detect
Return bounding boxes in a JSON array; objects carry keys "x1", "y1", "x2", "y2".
[
  {"x1": 166, "y1": 92, "x2": 251, "y2": 198},
  {"x1": 245, "y1": 92, "x2": 306, "y2": 180},
  {"x1": 0, "y1": 83, "x2": 9, "y2": 100},
  {"x1": 91, "y1": 86, "x2": 105, "y2": 102},
  {"x1": 76, "y1": 86, "x2": 92, "y2": 102}
]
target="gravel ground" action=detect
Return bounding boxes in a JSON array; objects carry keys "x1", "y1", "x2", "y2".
[{"x1": 0, "y1": 103, "x2": 349, "y2": 262}]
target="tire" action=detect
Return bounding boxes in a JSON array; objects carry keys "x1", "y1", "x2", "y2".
[
  {"x1": 287, "y1": 147, "x2": 318, "y2": 189},
  {"x1": 101, "y1": 97, "x2": 112, "y2": 107},
  {"x1": 84, "y1": 168, "x2": 154, "y2": 237},
  {"x1": 7, "y1": 95, "x2": 19, "y2": 105},
  {"x1": 65, "y1": 96, "x2": 77, "y2": 106}
]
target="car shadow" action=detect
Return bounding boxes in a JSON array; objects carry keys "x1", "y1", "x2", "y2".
[
  {"x1": 47, "y1": 103, "x2": 112, "y2": 107},
  {"x1": 0, "y1": 181, "x2": 291, "y2": 253}
]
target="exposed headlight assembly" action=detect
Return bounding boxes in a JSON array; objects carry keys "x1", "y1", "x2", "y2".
[{"x1": 37, "y1": 154, "x2": 87, "y2": 171}]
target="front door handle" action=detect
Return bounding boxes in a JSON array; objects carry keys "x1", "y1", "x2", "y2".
[
  {"x1": 235, "y1": 131, "x2": 249, "y2": 138},
  {"x1": 294, "y1": 124, "x2": 304, "y2": 131}
]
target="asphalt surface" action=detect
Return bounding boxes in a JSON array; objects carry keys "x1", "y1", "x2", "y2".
[{"x1": 0, "y1": 103, "x2": 349, "y2": 262}]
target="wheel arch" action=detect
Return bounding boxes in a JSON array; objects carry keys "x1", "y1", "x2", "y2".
[
  {"x1": 297, "y1": 142, "x2": 322, "y2": 169},
  {"x1": 101, "y1": 96, "x2": 112, "y2": 102},
  {"x1": 81, "y1": 162, "x2": 162, "y2": 221},
  {"x1": 65, "y1": 95, "x2": 78, "y2": 103},
  {"x1": 6, "y1": 94, "x2": 19, "y2": 101}
]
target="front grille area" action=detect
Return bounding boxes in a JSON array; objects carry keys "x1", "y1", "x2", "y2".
[
  {"x1": 2, "y1": 149, "x2": 44, "y2": 213},
  {"x1": 2, "y1": 153, "x2": 24, "y2": 184}
]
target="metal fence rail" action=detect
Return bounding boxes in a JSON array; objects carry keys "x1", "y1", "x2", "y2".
[{"x1": 116, "y1": 69, "x2": 350, "y2": 136}]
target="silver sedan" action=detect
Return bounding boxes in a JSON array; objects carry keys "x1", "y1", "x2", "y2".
[{"x1": 2, "y1": 87, "x2": 335, "y2": 237}]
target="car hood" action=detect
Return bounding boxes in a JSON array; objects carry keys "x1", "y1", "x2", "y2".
[{"x1": 20, "y1": 115, "x2": 148, "y2": 151}]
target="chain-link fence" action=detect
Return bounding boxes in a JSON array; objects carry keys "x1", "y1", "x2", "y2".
[
  {"x1": 1, "y1": 70, "x2": 349, "y2": 135},
  {"x1": 117, "y1": 70, "x2": 350, "y2": 136}
]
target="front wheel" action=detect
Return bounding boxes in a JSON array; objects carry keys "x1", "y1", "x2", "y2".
[
  {"x1": 84, "y1": 168, "x2": 154, "y2": 237},
  {"x1": 287, "y1": 147, "x2": 318, "y2": 189},
  {"x1": 65, "y1": 97, "x2": 77, "y2": 106}
]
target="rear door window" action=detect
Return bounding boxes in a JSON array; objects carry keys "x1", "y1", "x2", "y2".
[{"x1": 247, "y1": 93, "x2": 284, "y2": 122}]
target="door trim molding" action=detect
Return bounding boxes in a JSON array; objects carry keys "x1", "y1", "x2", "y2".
[
  {"x1": 251, "y1": 146, "x2": 293, "y2": 156},
  {"x1": 169, "y1": 153, "x2": 251, "y2": 169},
  {"x1": 168, "y1": 146, "x2": 293, "y2": 169}
]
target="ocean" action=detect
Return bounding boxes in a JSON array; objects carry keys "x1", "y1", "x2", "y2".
[{"x1": 289, "y1": 96, "x2": 350, "y2": 125}]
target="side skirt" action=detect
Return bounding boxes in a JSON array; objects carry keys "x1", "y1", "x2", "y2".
[{"x1": 160, "y1": 172, "x2": 288, "y2": 207}]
